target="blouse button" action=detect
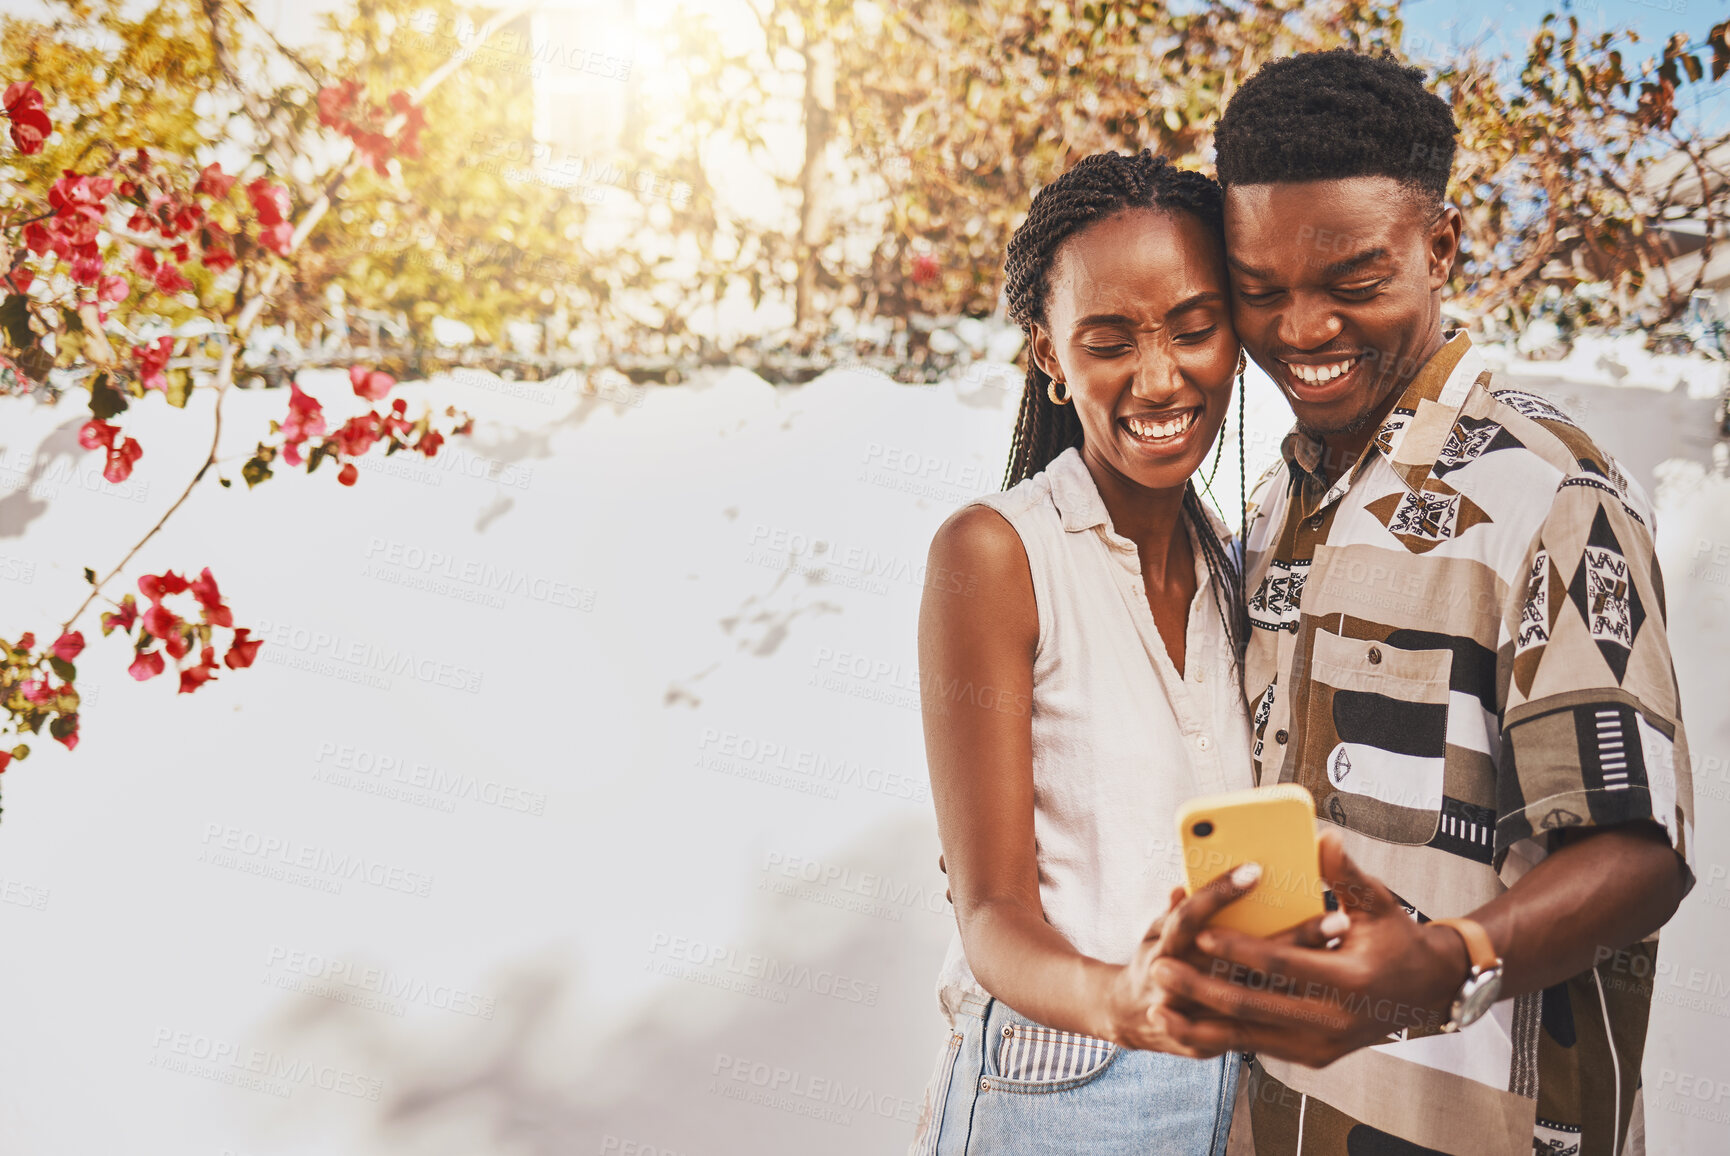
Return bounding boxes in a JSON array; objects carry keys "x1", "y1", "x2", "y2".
[
  {"x1": 1274, "y1": 729, "x2": 1289, "y2": 745},
  {"x1": 1197, "y1": 735, "x2": 1212, "y2": 752},
  {"x1": 1367, "y1": 646, "x2": 1383, "y2": 665}
]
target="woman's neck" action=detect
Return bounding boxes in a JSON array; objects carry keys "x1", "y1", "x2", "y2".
[{"x1": 1078, "y1": 446, "x2": 1191, "y2": 587}]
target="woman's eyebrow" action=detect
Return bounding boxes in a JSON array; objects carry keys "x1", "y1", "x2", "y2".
[{"x1": 1166, "y1": 290, "x2": 1224, "y2": 315}]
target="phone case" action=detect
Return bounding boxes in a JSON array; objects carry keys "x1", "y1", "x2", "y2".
[{"x1": 1175, "y1": 783, "x2": 1325, "y2": 937}]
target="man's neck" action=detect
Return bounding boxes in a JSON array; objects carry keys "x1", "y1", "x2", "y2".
[{"x1": 1316, "y1": 326, "x2": 1449, "y2": 486}]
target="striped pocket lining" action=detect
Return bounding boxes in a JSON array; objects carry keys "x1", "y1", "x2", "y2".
[{"x1": 994, "y1": 1022, "x2": 1115, "y2": 1084}]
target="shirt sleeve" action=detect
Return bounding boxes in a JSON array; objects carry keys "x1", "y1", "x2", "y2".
[{"x1": 1493, "y1": 473, "x2": 1695, "y2": 887}]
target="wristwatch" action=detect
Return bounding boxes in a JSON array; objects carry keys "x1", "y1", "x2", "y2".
[{"x1": 1430, "y1": 917, "x2": 1504, "y2": 1032}]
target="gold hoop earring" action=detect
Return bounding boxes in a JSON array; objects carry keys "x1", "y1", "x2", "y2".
[{"x1": 1047, "y1": 378, "x2": 1071, "y2": 406}]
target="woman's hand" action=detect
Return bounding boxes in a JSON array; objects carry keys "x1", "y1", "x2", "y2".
[{"x1": 1102, "y1": 863, "x2": 1342, "y2": 1055}]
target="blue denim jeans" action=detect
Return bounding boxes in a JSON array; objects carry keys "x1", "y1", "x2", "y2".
[{"x1": 910, "y1": 991, "x2": 1238, "y2": 1156}]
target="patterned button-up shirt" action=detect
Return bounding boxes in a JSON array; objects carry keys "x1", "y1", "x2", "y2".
[{"x1": 1241, "y1": 332, "x2": 1695, "y2": 1156}]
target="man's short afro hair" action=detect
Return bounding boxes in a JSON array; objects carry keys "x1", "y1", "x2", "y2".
[{"x1": 1214, "y1": 49, "x2": 1458, "y2": 202}]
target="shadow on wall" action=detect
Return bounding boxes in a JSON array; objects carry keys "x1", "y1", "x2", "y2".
[
  {"x1": 1517, "y1": 379, "x2": 1722, "y2": 498},
  {"x1": 250, "y1": 817, "x2": 954, "y2": 1156},
  {"x1": 0, "y1": 420, "x2": 86, "y2": 539}
]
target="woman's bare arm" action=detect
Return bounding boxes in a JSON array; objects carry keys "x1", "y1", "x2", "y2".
[{"x1": 920, "y1": 504, "x2": 1263, "y2": 1049}]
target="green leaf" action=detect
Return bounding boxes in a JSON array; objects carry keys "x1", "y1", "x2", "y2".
[
  {"x1": 88, "y1": 371, "x2": 130, "y2": 420},
  {"x1": 241, "y1": 455, "x2": 274, "y2": 489},
  {"x1": 48, "y1": 656, "x2": 75, "y2": 682},
  {"x1": 83, "y1": 568, "x2": 96, "y2": 584},
  {"x1": 164, "y1": 367, "x2": 191, "y2": 408}
]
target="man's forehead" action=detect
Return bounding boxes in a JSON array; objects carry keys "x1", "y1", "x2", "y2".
[{"x1": 1222, "y1": 177, "x2": 1429, "y2": 265}]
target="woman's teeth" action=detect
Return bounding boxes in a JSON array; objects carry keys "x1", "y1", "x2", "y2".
[
  {"x1": 1125, "y1": 410, "x2": 1195, "y2": 440},
  {"x1": 1285, "y1": 357, "x2": 1359, "y2": 385}
]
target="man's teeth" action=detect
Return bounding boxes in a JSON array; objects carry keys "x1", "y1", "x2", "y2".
[
  {"x1": 1125, "y1": 410, "x2": 1195, "y2": 439},
  {"x1": 1285, "y1": 358, "x2": 1359, "y2": 385}
]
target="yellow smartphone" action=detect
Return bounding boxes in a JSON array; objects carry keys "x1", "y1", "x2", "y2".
[{"x1": 1176, "y1": 784, "x2": 1326, "y2": 937}]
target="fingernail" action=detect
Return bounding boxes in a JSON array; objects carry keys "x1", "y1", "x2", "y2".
[
  {"x1": 1321, "y1": 911, "x2": 1351, "y2": 937},
  {"x1": 1231, "y1": 863, "x2": 1261, "y2": 888},
  {"x1": 1196, "y1": 932, "x2": 1220, "y2": 953}
]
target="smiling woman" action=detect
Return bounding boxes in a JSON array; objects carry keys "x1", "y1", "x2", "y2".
[{"x1": 908, "y1": 151, "x2": 1273, "y2": 1156}]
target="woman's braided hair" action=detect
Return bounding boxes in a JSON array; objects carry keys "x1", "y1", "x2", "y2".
[{"x1": 1000, "y1": 148, "x2": 1249, "y2": 668}]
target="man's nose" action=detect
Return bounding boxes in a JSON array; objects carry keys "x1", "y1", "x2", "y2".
[{"x1": 1278, "y1": 294, "x2": 1344, "y2": 352}]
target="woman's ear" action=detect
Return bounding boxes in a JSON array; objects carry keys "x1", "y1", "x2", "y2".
[{"x1": 1028, "y1": 322, "x2": 1063, "y2": 384}]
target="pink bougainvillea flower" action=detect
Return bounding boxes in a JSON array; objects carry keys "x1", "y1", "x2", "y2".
[
  {"x1": 138, "y1": 570, "x2": 190, "y2": 602},
  {"x1": 0, "y1": 749, "x2": 10, "y2": 772},
  {"x1": 8, "y1": 266, "x2": 31, "y2": 293},
  {"x1": 153, "y1": 262, "x2": 192, "y2": 294},
  {"x1": 20, "y1": 678, "x2": 53, "y2": 704},
  {"x1": 195, "y1": 161, "x2": 236, "y2": 200},
  {"x1": 161, "y1": 627, "x2": 191, "y2": 661},
  {"x1": 103, "y1": 435, "x2": 142, "y2": 483},
  {"x1": 128, "y1": 648, "x2": 165, "y2": 681},
  {"x1": 15, "y1": 632, "x2": 35, "y2": 650},
  {"x1": 389, "y1": 90, "x2": 427, "y2": 158},
  {"x1": 246, "y1": 178, "x2": 290, "y2": 226},
  {"x1": 102, "y1": 595, "x2": 139, "y2": 635},
  {"x1": 51, "y1": 630, "x2": 84, "y2": 662},
  {"x1": 224, "y1": 627, "x2": 261, "y2": 669},
  {"x1": 140, "y1": 599, "x2": 180, "y2": 641},
  {"x1": 330, "y1": 412, "x2": 381, "y2": 457},
  {"x1": 134, "y1": 335, "x2": 173, "y2": 392},
  {"x1": 416, "y1": 430, "x2": 444, "y2": 458},
  {"x1": 348, "y1": 364, "x2": 395, "y2": 401},
  {"x1": 190, "y1": 567, "x2": 233, "y2": 627},
  {"x1": 259, "y1": 221, "x2": 293, "y2": 257},
  {"x1": 3, "y1": 81, "x2": 52, "y2": 154},
  {"x1": 280, "y1": 380, "x2": 327, "y2": 461},
  {"x1": 910, "y1": 253, "x2": 940, "y2": 285},
  {"x1": 317, "y1": 80, "x2": 361, "y2": 128},
  {"x1": 22, "y1": 219, "x2": 48, "y2": 256},
  {"x1": 178, "y1": 646, "x2": 219, "y2": 693},
  {"x1": 337, "y1": 462, "x2": 359, "y2": 486},
  {"x1": 98, "y1": 273, "x2": 130, "y2": 303},
  {"x1": 79, "y1": 418, "x2": 119, "y2": 451}
]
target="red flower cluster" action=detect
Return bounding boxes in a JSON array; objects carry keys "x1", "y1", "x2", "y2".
[
  {"x1": 2, "y1": 80, "x2": 49, "y2": 154},
  {"x1": 0, "y1": 628, "x2": 84, "y2": 756},
  {"x1": 279, "y1": 381, "x2": 328, "y2": 466},
  {"x1": 22, "y1": 171, "x2": 110, "y2": 288},
  {"x1": 247, "y1": 368, "x2": 469, "y2": 489},
  {"x1": 247, "y1": 177, "x2": 293, "y2": 257},
  {"x1": 78, "y1": 419, "x2": 143, "y2": 483},
  {"x1": 110, "y1": 568, "x2": 259, "y2": 693},
  {"x1": 133, "y1": 335, "x2": 173, "y2": 392},
  {"x1": 317, "y1": 81, "x2": 425, "y2": 176}
]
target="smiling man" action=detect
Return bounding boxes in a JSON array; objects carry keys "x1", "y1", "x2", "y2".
[{"x1": 1154, "y1": 51, "x2": 1698, "y2": 1156}]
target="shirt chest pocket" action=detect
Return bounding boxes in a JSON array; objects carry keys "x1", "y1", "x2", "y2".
[{"x1": 1302, "y1": 628, "x2": 1453, "y2": 845}]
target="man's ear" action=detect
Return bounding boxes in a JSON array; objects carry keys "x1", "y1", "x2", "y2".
[
  {"x1": 1029, "y1": 322, "x2": 1063, "y2": 384},
  {"x1": 1428, "y1": 204, "x2": 1464, "y2": 289}
]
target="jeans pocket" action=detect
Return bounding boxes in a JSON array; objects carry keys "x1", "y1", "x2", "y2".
[{"x1": 987, "y1": 1021, "x2": 1118, "y2": 1093}]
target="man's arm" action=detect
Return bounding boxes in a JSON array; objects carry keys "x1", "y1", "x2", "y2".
[{"x1": 1143, "y1": 822, "x2": 1687, "y2": 1066}]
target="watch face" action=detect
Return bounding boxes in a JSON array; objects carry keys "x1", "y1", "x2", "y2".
[{"x1": 1454, "y1": 968, "x2": 1504, "y2": 1028}]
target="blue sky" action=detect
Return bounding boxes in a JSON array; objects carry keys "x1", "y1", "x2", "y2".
[{"x1": 1403, "y1": 0, "x2": 1730, "y2": 128}]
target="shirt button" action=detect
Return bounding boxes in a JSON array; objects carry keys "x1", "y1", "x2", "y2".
[
  {"x1": 1194, "y1": 667, "x2": 1205, "y2": 683},
  {"x1": 980, "y1": 1078, "x2": 992, "y2": 1092},
  {"x1": 1197, "y1": 735, "x2": 1212, "y2": 751},
  {"x1": 1274, "y1": 729, "x2": 1289, "y2": 744},
  {"x1": 1368, "y1": 646, "x2": 1382, "y2": 665},
  {"x1": 1002, "y1": 1025, "x2": 1015, "y2": 1038}
]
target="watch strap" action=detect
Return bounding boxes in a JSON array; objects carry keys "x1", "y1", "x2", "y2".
[{"x1": 1431, "y1": 917, "x2": 1501, "y2": 973}]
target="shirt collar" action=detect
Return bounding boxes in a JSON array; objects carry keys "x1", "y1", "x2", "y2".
[
  {"x1": 1279, "y1": 330, "x2": 1483, "y2": 509},
  {"x1": 1046, "y1": 444, "x2": 1235, "y2": 549}
]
